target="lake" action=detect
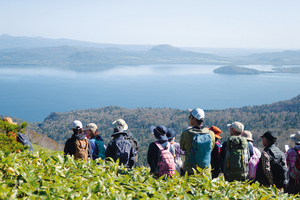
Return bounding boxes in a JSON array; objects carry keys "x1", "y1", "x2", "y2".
[{"x1": 1, "y1": 64, "x2": 299, "y2": 122}]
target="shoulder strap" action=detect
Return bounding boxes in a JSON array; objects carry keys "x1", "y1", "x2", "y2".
[{"x1": 155, "y1": 142, "x2": 164, "y2": 150}]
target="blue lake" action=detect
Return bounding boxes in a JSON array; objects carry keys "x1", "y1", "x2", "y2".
[{"x1": 1, "y1": 64, "x2": 300, "y2": 122}]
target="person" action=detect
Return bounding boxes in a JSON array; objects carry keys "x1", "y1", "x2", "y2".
[
  {"x1": 147, "y1": 125, "x2": 175, "y2": 177},
  {"x1": 180, "y1": 108, "x2": 215, "y2": 176},
  {"x1": 167, "y1": 128, "x2": 185, "y2": 174},
  {"x1": 241, "y1": 130, "x2": 261, "y2": 180},
  {"x1": 255, "y1": 131, "x2": 288, "y2": 189},
  {"x1": 84, "y1": 123, "x2": 106, "y2": 160},
  {"x1": 2, "y1": 117, "x2": 34, "y2": 152},
  {"x1": 285, "y1": 131, "x2": 300, "y2": 194},
  {"x1": 209, "y1": 126, "x2": 222, "y2": 179},
  {"x1": 223, "y1": 121, "x2": 250, "y2": 182},
  {"x1": 105, "y1": 126, "x2": 135, "y2": 168},
  {"x1": 112, "y1": 119, "x2": 140, "y2": 163},
  {"x1": 64, "y1": 120, "x2": 92, "y2": 160}
]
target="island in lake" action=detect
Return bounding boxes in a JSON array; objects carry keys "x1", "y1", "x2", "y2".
[{"x1": 213, "y1": 65, "x2": 300, "y2": 74}]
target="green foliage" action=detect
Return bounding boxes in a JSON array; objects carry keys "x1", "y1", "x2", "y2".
[
  {"x1": 0, "y1": 150, "x2": 297, "y2": 199},
  {"x1": 0, "y1": 121, "x2": 29, "y2": 156}
]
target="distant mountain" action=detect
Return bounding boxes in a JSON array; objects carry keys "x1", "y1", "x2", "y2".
[{"x1": 0, "y1": 34, "x2": 153, "y2": 51}]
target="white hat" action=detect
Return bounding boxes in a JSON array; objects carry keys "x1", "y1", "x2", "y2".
[
  {"x1": 227, "y1": 121, "x2": 244, "y2": 133},
  {"x1": 84, "y1": 123, "x2": 98, "y2": 131},
  {"x1": 290, "y1": 131, "x2": 300, "y2": 144},
  {"x1": 71, "y1": 120, "x2": 83, "y2": 129},
  {"x1": 112, "y1": 119, "x2": 128, "y2": 130},
  {"x1": 241, "y1": 130, "x2": 253, "y2": 142},
  {"x1": 188, "y1": 108, "x2": 205, "y2": 120}
]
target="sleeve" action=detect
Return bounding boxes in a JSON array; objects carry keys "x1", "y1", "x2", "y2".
[
  {"x1": 90, "y1": 140, "x2": 97, "y2": 160},
  {"x1": 147, "y1": 142, "x2": 156, "y2": 173},
  {"x1": 129, "y1": 145, "x2": 135, "y2": 168},
  {"x1": 261, "y1": 151, "x2": 274, "y2": 185},
  {"x1": 64, "y1": 139, "x2": 71, "y2": 156},
  {"x1": 180, "y1": 132, "x2": 186, "y2": 151},
  {"x1": 87, "y1": 139, "x2": 92, "y2": 159},
  {"x1": 105, "y1": 141, "x2": 114, "y2": 160},
  {"x1": 219, "y1": 142, "x2": 227, "y2": 173}
]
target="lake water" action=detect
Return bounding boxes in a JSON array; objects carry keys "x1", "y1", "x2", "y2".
[{"x1": 1, "y1": 64, "x2": 299, "y2": 122}]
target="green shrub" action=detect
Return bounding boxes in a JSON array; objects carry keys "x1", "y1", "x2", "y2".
[{"x1": 0, "y1": 150, "x2": 298, "y2": 199}]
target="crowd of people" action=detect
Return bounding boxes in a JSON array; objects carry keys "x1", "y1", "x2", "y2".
[{"x1": 61, "y1": 108, "x2": 300, "y2": 195}]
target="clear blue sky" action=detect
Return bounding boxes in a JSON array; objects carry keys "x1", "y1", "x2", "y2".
[{"x1": 1, "y1": 0, "x2": 299, "y2": 48}]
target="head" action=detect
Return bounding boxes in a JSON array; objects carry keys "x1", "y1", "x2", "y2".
[
  {"x1": 261, "y1": 131, "x2": 277, "y2": 147},
  {"x1": 111, "y1": 126, "x2": 127, "y2": 138},
  {"x1": 112, "y1": 119, "x2": 128, "y2": 131},
  {"x1": 167, "y1": 128, "x2": 177, "y2": 142},
  {"x1": 227, "y1": 121, "x2": 244, "y2": 136},
  {"x1": 71, "y1": 120, "x2": 83, "y2": 134},
  {"x1": 241, "y1": 130, "x2": 254, "y2": 143},
  {"x1": 2, "y1": 117, "x2": 17, "y2": 125},
  {"x1": 290, "y1": 131, "x2": 300, "y2": 145},
  {"x1": 188, "y1": 108, "x2": 205, "y2": 126},
  {"x1": 153, "y1": 125, "x2": 168, "y2": 141},
  {"x1": 84, "y1": 123, "x2": 98, "y2": 138},
  {"x1": 209, "y1": 126, "x2": 222, "y2": 141}
]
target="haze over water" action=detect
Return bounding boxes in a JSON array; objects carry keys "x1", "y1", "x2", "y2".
[{"x1": 1, "y1": 64, "x2": 299, "y2": 122}]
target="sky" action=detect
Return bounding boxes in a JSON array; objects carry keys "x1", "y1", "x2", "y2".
[{"x1": 1, "y1": 0, "x2": 300, "y2": 49}]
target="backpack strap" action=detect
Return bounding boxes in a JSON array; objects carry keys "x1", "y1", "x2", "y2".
[{"x1": 155, "y1": 141, "x2": 169, "y2": 151}]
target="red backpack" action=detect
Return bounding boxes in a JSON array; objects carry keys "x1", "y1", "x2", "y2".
[
  {"x1": 155, "y1": 142, "x2": 176, "y2": 177},
  {"x1": 289, "y1": 148, "x2": 300, "y2": 184}
]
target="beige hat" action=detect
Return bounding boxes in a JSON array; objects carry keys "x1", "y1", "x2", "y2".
[
  {"x1": 84, "y1": 123, "x2": 98, "y2": 131},
  {"x1": 2, "y1": 117, "x2": 17, "y2": 125},
  {"x1": 290, "y1": 131, "x2": 300, "y2": 144},
  {"x1": 241, "y1": 130, "x2": 253, "y2": 142},
  {"x1": 227, "y1": 121, "x2": 244, "y2": 133},
  {"x1": 112, "y1": 119, "x2": 128, "y2": 130}
]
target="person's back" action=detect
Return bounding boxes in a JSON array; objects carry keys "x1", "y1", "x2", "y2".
[
  {"x1": 64, "y1": 120, "x2": 92, "y2": 161},
  {"x1": 106, "y1": 127, "x2": 135, "y2": 168},
  {"x1": 224, "y1": 121, "x2": 250, "y2": 182},
  {"x1": 180, "y1": 108, "x2": 215, "y2": 175},
  {"x1": 84, "y1": 123, "x2": 106, "y2": 160},
  {"x1": 255, "y1": 131, "x2": 288, "y2": 189}
]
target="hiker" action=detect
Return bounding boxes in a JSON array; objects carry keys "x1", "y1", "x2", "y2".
[
  {"x1": 64, "y1": 120, "x2": 92, "y2": 161},
  {"x1": 84, "y1": 123, "x2": 106, "y2": 160},
  {"x1": 147, "y1": 125, "x2": 176, "y2": 177},
  {"x1": 2, "y1": 117, "x2": 33, "y2": 152},
  {"x1": 222, "y1": 121, "x2": 250, "y2": 182},
  {"x1": 209, "y1": 126, "x2": 222, "y2": 179},
  {"x1": 167, "y1": 128, "x2": 185, "y2": 174},
  {"x1": 285, "y1": 131, "x2": 300, "y2": 194},
  {"x1": 180, "y1": 108, "x2": 215, "y2": 176},
  {"x1": 255, "y1": 131, "x2": 288, "y2": 189},
  {"x1": 112, "y1": 119, "x2": 140, "y2": 163},
  {"x1": 241, "y1": 130, "x2": 261, "y2": 180},
  {"x1": 105, "y1": 126, "x2": 135, "y2": 168}
]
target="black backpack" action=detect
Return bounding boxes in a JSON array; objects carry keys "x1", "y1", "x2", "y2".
[
  {"x1": 17, "y1": 133, "x2": 34, "y2": 152},
  {"x1": 114, "y1": 137, "x2": 133, "y2": 167},
  {"x1": 268, "y1": 152, "x2": 288, "y2": 188}
]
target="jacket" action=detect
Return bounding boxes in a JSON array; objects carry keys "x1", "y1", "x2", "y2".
[
  {"x1": 180, "y1": 126, "x2": 215, "y2": 174},
  {"x1": 105, "y1": 134, "x2": 135, "y2": 168},
  {"x1": 89, "y1": 135, "x2": 105, "y2": 160}
]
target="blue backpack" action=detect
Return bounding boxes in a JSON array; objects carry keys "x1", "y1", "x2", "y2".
[
  {"x1": 190, "y1": 128, "x2": 212, "y2": 169},
  {"x1": 95, "y1": 139, "x2": 106, "y2": 160}
]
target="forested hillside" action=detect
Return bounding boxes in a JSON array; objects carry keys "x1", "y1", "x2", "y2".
[{"x1": 26, "y1": 94, "x2": 300, "y2": 166}]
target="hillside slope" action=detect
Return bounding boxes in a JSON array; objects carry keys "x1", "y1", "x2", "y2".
[{"x1": 26, "y1": 94, "x2": 300, "y2": 166}]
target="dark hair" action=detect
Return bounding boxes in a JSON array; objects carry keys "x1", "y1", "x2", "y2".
[
  {"x1": 72, "y1": 127, "x2": 83, "y2": 135},
  {"x1": 196, "y1": 118, "x2": 204, "y2": 126}
]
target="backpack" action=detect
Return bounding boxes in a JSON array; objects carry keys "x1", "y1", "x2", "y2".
[
  {"x1": 290, "y1": 148, "x2": 300, "y2": 183},
  {"x1": 155, "y1": 142, "x2": 176, "y2": 177},
  {"x1": 269, "y1": 152, "x2": 288, "y2": 189},
  {"x1": 114, "y1": 137, "x2": 133, "y2": 167},
  {"x1": 249, "y1": 146, "x2": 261, "y2": 179},
  {"x1": 190, "y1": 128, "x2": 212, "y2": 169},
  {"x1": 224, "y1": 136, "x2": 249, "y2": 181},
  {"x1": 74, "y1": 138, "x2": 89, "y2": 161},
  {"x1": 125, "y1": 133, "x2": 139, "y2": 154},
  {"x1": 94, "y1": 139, "x2": 106, "y2": 160},
  {"x1": 17, "y1": 133, "x2": 33, "y2": 152}
]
